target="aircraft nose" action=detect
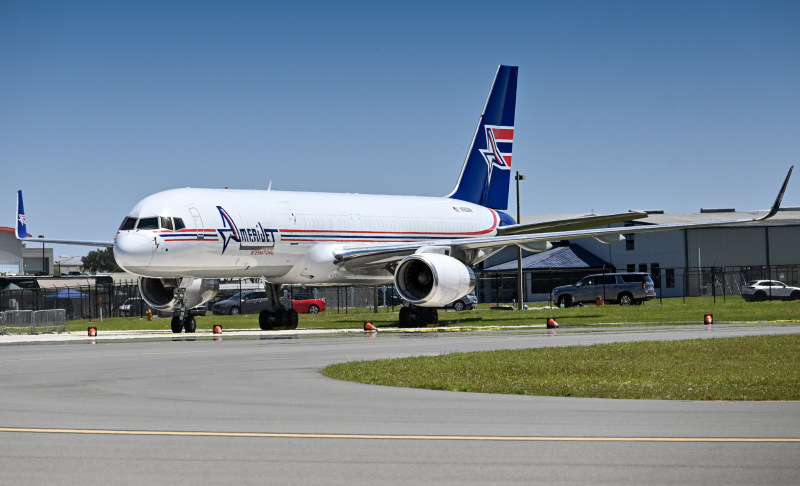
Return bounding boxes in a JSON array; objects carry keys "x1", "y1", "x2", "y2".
[{"x1": 114, "y1": 232, "x2": 155, "y2": 273}]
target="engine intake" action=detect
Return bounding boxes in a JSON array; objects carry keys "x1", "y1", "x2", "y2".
[
  {"x1": 139, "y1": 277, "x2": 219, "y2": 311},
  {"x1": 394, "y1": 253, "x2": 475, "y2": 307}
]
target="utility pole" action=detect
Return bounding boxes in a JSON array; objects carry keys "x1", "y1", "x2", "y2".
[
  {"x1": 515, "y1": 172, "x2": 526, "y2": 310},
  {"x1": 39, "y1": 235, "x2": 46, "y2": 275}
]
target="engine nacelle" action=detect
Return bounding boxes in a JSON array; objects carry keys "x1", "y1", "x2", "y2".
[
  {"x1": 139, "y1": 277, "x2": 219, "y2": 311},
  {"x1": 517, "y1": 241, "x2": 552, "y2": 253},
  {"x1": 394, "y1": 253, "x2": 475, "y2": 307},
  {"x1": 593, "y1": 234, "x2": 626, "y2": 244}
]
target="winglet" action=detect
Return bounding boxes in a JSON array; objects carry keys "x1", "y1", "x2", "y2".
[
  {"x1": 759, "y1": 165, "x2": 794, "y2": 221},
  {"x1": 16, "y1": 190, "x2": 28, "y2": 239}
]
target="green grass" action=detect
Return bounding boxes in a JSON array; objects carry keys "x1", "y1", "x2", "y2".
[
  {"x1": 61, "y1": 295, "x2": 799, "y2": 332},
  {"x1": 321, "y1": 334, "x2": 800, "y2": 401}
]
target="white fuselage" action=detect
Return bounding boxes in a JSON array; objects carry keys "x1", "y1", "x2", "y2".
[{"x1": 113, "y1": 188, "x2": 499, "y2": 285}]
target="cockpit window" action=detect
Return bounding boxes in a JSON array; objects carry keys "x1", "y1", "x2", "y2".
[
  {"x1": 131, "y1": 216, "x2": 184, "y2": 231},
  {"x1": 119, "y1": 217, "x2": 137, "y2": 231},
  {"x1": 136, "y1": 217, "x2": 159, "y2": 230},
  {"x1": 160, "y1": 217, "x2": 174, "y2": 231}
]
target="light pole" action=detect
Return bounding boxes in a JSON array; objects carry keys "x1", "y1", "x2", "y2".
[
  {"x1": 38, "y1": 235, "x2": 46, "y2": 275},
  {"x1": 515, "y1": 172, "x2": 526, "y2": 310}
]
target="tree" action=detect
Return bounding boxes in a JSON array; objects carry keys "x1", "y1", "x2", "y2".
[{"x1": 82, "y1": 248, "x2": 122, "y2": 273}]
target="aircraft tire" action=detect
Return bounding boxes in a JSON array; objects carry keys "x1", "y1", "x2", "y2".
[
  {"x1": 398, "y1": 307, "x2": 410, "y2": 328},
  {"x1": 287, "y1": 309, "x2": 299, "y2": 329},
  {"x1": 273, "y1": 308, "x2": 285, "y2": 328},
  {"x1": 171, "y1": 316, "x2": 183, "y2": 334},
  {"x1": 259, "y1": 310, "x2": 273, "y2": 331},
  {"x1": 183, "y1": 315, "x2": 197, "y2": 333}
]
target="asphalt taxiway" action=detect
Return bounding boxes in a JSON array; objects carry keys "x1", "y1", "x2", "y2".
[{"x1": 1, "y1": 323, "x2": 799, "y2": 485}]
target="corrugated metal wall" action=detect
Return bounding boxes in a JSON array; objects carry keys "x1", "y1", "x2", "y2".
[
  {"x1": 686, "y1": 225, "x2": 800, "y2": 267},
  {"x1": 768, "y1": 226, "x2": 800, "y2": 264},
  {"x1": 687, "y1": 227, "x2": 767, "y2": 267}
]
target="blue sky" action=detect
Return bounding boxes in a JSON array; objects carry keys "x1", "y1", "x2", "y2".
[{"x1": 2, "y1": 0, "x2": 799, "y2": 258}]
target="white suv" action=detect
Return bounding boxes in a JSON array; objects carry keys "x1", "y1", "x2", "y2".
[{"x1": 741, "y1": 280, "x2": 800, "y2": 301}]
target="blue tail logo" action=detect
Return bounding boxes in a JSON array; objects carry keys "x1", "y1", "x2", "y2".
[
  {"x1": 16, "y1": 190, "x2": 28, "y2": 239},
  {"x1": 448, "y1": 65, "x2": 517, "y2": 210}
]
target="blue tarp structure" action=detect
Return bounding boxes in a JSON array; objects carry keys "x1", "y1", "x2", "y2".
[{"x1": 45, "y1": 288, "x2": 87, "y2": 299}]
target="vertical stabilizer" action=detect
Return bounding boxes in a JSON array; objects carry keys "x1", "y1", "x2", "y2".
[
  {"x1": 447, "y1": 65, "x2": 518, "y2": 210},
  {"x1": 16, "y1": 190, "x2": 28, "y2": 239}
]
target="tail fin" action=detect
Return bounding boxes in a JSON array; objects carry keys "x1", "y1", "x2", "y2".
[
  {"x1": 16, "y1": 190, "x2": 28, "y2": 239},
  {"x1": 447, "y1": 65, "x2": 518, "y2": 210}
]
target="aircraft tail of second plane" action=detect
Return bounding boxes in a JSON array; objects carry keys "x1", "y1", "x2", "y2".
[{"x1": 447, "y1": 65, "x2": 518, "y2": 211}]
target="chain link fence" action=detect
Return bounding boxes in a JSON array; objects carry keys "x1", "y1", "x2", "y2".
[
  {"x1": 1, "y1": 265, "x2": 797, "y2": 324},
  {"x1": 474, "y1": 264, "x2": 800, "y2": 305}
]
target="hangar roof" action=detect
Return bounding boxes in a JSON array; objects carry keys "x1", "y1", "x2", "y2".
[
  {"x1": 520, "y1": 209, "x2": 800, "y2": 228},
  {"x1": 482, "y1": 244, "x2": 610, "y2": 272}
]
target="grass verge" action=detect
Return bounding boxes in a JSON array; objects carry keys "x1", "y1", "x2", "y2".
[
  {"x1": 321, "y1": 334, "x2": 800, "y2": 400},
  {"x1": 61, "y1": 296, "x2": 799, "y2": 332}
]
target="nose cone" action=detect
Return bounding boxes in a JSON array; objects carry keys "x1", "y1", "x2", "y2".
[{"x1": 114, "y1": 232, "x2": 155, "y2": 274}]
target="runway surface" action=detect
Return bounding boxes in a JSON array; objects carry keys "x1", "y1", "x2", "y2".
[{"x1": 1, "y1": 323, "x2": 799, "y2": 485}]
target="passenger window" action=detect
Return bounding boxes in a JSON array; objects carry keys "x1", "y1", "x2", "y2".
[
  {"x1": 119, "y1": 217, "x2": 137, "y2": 231},
  {"x1": 137, "y1": 217, "x2": 159, "y2": 230},
  {"x1": 174, "y1": 218, "x2": 186, "y2": 230}
]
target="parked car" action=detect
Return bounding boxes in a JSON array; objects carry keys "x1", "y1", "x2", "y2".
[
  {"x1": 552, "y1": 272, "x2": 656, "y2": 307},
  {"x1": 292, "y1": 297, "x2": 326, "y2": 314},
  {"x1": 212, "y1": 290, "x2": 269, "y2": 315},
  {"x1": 741, "y1": 280, "x2": 800, "y2": 301},
  {"x1": 446, "y1": 291, "x2": 478, "y2": 311},
  {"x1": 118, "y1": 298, "x2": 154, "y2": 317},
  {"x1": 212, "y1": 290, "x2": 326, "y2": 315}
]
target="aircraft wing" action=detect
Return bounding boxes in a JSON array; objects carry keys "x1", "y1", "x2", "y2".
[
  {"x1": 335, "y1": 166, "x2": 793, "y2": 268},
  {"x1": 17, "y1": 236, "x2": 114, "y2": 247},
  {"x1": 495, "y1": 211, "x2": 648, "y2": 236},
  {"x1": 15, "y1": 190, "x2": 114, "y2": 247}
]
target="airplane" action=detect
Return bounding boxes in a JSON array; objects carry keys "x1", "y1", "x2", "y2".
[{"x1": 15, "y1": 65, "x2": 794, "y2": 333}]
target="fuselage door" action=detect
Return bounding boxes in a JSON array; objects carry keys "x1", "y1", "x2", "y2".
[{"x1": 189, "y1": 207, "x2": 204, "y2": 239}]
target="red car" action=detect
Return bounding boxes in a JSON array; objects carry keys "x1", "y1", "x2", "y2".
[{"x1": 291, "y1": 298, "x2": 326, "y2": 314}]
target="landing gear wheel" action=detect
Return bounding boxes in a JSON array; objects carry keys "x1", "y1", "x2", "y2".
[
  {"x1": 259, "y1": 310, "x2": 273, "y2": 330},
  {"x1": 286, "y1": 309, "x2": 299, "y2": 330},
  {"x1": 273, "y1": 308, "x2": 285, "y2": 328},
  {"x1": 399, "y1": 307, "x2": 410, "y2": 328},
  {"x1": 429, "y1": 309, "x2": 439, "y2": 325},
  {"x1": 183, "y1": 315, "x2": 196, "y2": 333},
  {"x1": 171, "y1": 316, "x2": 183, "y2": 334}
]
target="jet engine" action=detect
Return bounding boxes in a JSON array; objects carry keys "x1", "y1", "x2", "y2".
[
  {"x1": 394, "y1": 253, "x2": 475, "y2": 307},
  {"x1": 138, "y1": 277, "x2": 219, "y2": 311}
]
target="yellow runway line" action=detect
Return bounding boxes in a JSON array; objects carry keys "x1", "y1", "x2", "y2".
[{"x1": 1, "y1": 427, "x2": 799, "y2": 442}]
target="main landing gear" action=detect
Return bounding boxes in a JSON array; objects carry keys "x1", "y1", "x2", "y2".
[
  {"x1": 398, "y1": 305, "x2": 438, "y2": 328},
  {"x1": 258, "y1": 283, "x2": 298, "y2": 331}
]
